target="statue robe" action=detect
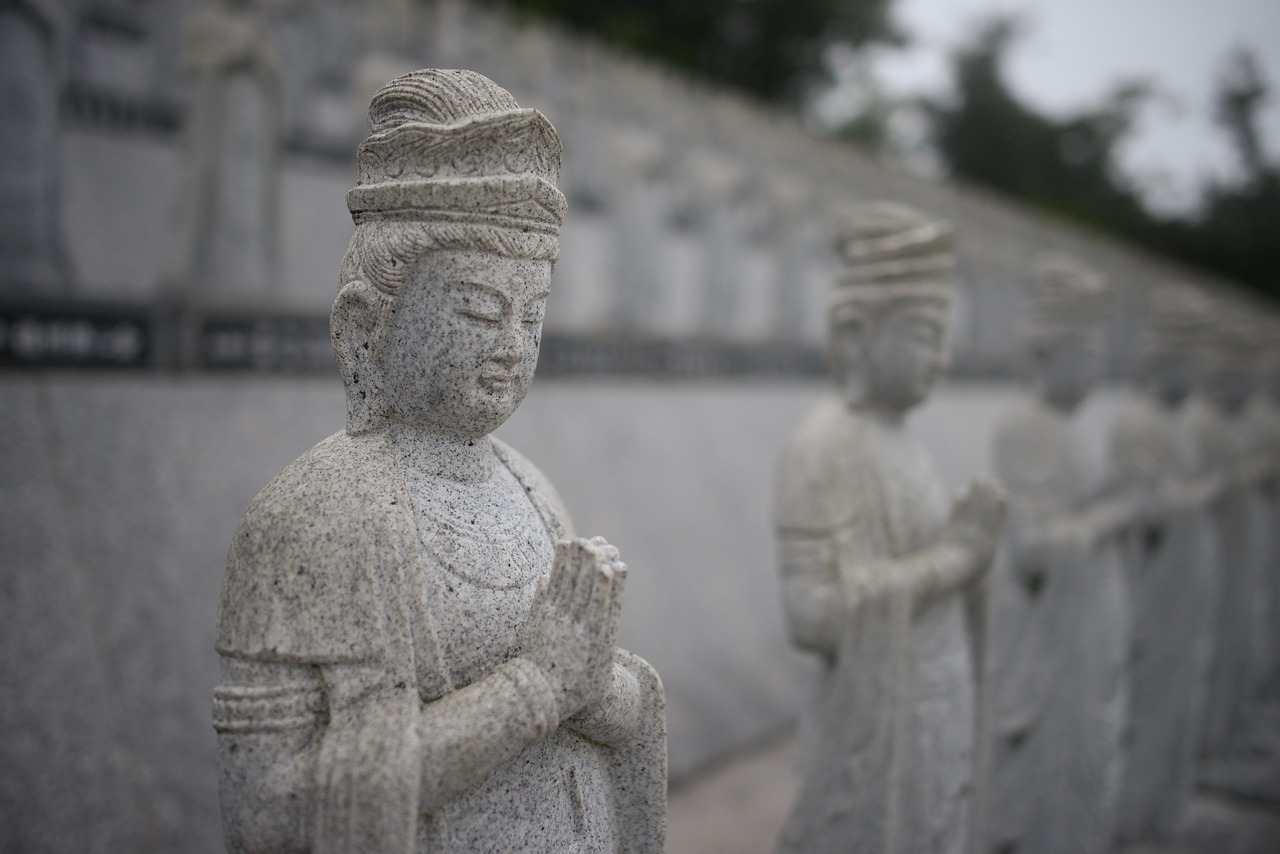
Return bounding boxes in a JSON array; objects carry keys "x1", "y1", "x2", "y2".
[
  {"x1": 213, "y1": 429, "x2": 665, "y2": 853},
  {"x1": 978, "y1": 398, "x2": 1129, "y2": 854},
  {"x1": 1111, "y1": 395, "x2": 1218, "y2": 842},
  {"x1": 775, "y1": 399, "x2": 979, "y2": 854}
]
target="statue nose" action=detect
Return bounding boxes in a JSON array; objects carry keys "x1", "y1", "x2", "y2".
[{"x1": 491, "y1": 321, "x2": 523, "y2": 365}]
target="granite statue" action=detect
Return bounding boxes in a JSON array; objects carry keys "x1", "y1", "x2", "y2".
[
  {"x1": 1111, "y1": 285, "x2": 1221, "y2": 844},
  {"x1": 1192, "y1": 311, "x2": 1273, "y2": 776},
  {"x1": 1245, "y1": 328, "x2": 1280, "y2": 701},
  {"x1": 213, "y1": 69, "x2": 666, "y2": 854},
  {"x1": 978, "y1": 256, "x2": 1132, "y2": 854},
  {"x1": 774, "y1": 202, "x2": 1007, "y2": 854}
]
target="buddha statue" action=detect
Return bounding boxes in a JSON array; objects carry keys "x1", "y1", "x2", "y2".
[
  {"x1": 773, "y1": 202, "x2": 1006, "y2": 854},
  {"x1": 1244, "y1": 323, "x2": 1280, "y2": 701},
  {"x1": 212, "y1": 69, "x2": 665, "y2": 854},
  {"x1": 1192, "y1": 310, "x2": 1274, "y2": 776},
  {"x1": 1112, "y1": 285, "x2": 1220, "y2": 843},
  {"x1": 979, "y1": 256, "x2": 1132, "y2": 854}
]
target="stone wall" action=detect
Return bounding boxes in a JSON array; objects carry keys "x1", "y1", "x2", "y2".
[
  {"x1": 0, "y1": 369, "x2": 1056, "y2": 851},
  {"x1": 4, "y1": 0, "x2": 1266, "y2": 377}
]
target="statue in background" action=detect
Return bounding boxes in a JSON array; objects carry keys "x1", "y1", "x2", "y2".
[
  {"x1": 213, "y1": 69, "x2": 665, "y2": 853},
  {"x1": 1112, "y1": 285, "x2": 1221, "y2": 844},
  {"x1": 1193, "y1": 311, "x2": 1275, "y2": 782},
  {"x1": 774, "y1": 202, "x2": 1006, "y2": 854},
  {"x1": 1244, "y1": 326, "x2": 1280, "y2": 702},
  {"x1": 979, "y1": 256, "x2": 1131, "y2": 854}
]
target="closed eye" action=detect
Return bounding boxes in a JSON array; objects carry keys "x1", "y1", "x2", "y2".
[{"x1": 456, "y1": 308, "x2": 502, "y2": 324}]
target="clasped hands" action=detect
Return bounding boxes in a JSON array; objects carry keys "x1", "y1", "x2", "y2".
[{"x1": 519, "y1": 537, "x2": 627, "y2": 722}]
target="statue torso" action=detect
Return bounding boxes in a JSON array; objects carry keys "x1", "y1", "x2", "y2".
[{"x1": 398, "y1": 439, "x2": 616, "y2": 853}]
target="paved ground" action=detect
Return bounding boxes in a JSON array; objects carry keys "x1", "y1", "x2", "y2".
[
  {"x1": 666, "y1": 730, "x2": 1280, "y2": 854},
  {"x1": 667, "y1": 730, "x2": 799, "y2": 854}
]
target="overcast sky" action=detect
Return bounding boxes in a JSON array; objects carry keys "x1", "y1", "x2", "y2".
[{"x1": 843, "y1": 0, "x2": 1280, "y2": 213}]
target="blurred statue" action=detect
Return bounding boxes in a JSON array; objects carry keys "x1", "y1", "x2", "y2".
[
  {"x1": 166, "y1": 0, "x2": 295, "y2": 298},
  {"x1": 1192, "y1": 311, "x2": 1274, "y2": 778},
  {"x1": 213, "y1": 69, "x2": 665, "y2": 854},
  {"x1": 774, "y1": 202, "x2": 1006, "y2": 854},
  {"x1": 1244, "y1": 326, "x2": 1280, "y2": 700},
  {"x1": 1112, "y1": 285, "x2": 1221, "y2": 843},
  {"x1": 0, "y1": 0, "x2": 72, "y2": 293},
  {"x1": 978, "y1": 256, "x2": 1131, "y2": 854}
]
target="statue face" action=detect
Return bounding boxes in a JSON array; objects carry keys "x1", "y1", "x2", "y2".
[
  {"x1": 1038, "y1": 332, "x2": 1103, "y2": 412},
  {"x1": 380, "y1": 250, "x2": 552, "y2": 439},
  {"x1": 869, "y1": 301, "x2": 949, "y2": 412},
  {"x1": 832, "y1": 299, "x2": 948, "y2": 413}
]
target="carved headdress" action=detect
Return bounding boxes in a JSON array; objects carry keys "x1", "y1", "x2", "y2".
[
  {"x1": 347, "y1": 69, "x2": 567, "y2": 235},
  {"x1": 831, "y1": 202, "x2": 955, "y2": 309},
  {"x1": 1022, "y1": 254, "x2": 1112, "y2": 346}
]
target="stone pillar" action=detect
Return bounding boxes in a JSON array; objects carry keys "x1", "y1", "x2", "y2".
[
  {"x1": 163, "y1": 0, "x2": 283, "y2": 304},
  {"x1": 606, "y1": 127, "x2": 667, "y2": 333},
  {"x1": 685, "y1": 149, "x2": 745, "y2": 338}
]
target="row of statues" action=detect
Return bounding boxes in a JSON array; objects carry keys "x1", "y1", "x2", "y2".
[
  {"x1": 777, "y1": 203, "x2": 1280, "y2": 854},
  {"x1": 214, "y1": 69, "x2": 1279, "y2": 852}
]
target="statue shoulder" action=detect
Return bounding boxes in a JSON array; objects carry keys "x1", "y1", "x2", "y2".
[
  {"x1": 490, "y1": 436, "x2": 575, "y2": 539},
  {"x1": 215, "y1": 430, "x2": 411, "y2": 665},
  {"x1": 775, "y1": 399, "x2": 878, "y2": 531}
]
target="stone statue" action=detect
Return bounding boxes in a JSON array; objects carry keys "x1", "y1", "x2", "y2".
[
  {"x1": 1111, "y1": 285, "x2": 1221, "y2": 844},
  {"x1": 1244, "y1": 326, "x2": 1280, "y2": 701},
  {"x1": 773, "y1": 202, "x2": 1006, "y2": 854},
  {"x1": 213, "y1": 69, "x2": 666, "y2": 854},
  {"x1": 978, "y1": 256, "x2": 1132, "y2": 854},
  {"x1": 1192, "y1": 311, "x2": 1274, "y2": 774}
]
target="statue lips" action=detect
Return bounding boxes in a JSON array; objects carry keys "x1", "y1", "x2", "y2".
[{"x1": 478, "y1": 369, "x2": 516, "y2": 394}]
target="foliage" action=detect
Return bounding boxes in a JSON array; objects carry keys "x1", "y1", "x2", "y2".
[
  {"x1": 488, "y1": 0, "x2": 901, "y2": 104},
  {"x1": 927, "y1": 20, "x2": 1279, "y2": 302}
]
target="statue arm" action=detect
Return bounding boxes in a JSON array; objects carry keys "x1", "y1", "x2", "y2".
[
  {"x1": 862, "y1": 474, "x2": 1006, "y2": 606},
  {"x1": 777, "y1": 529, "x2": 845, "y2": 657},
  {"x1": 213, "y1": 652, "x2": 564, "y2": 851},
  {"x1": 563, "y1": 653, "x2": 644, "y2": 746}
]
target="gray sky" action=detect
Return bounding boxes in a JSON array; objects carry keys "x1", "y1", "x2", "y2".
[{"x1": 839, "y1": 0, "x2": 1280, "y2": 213}]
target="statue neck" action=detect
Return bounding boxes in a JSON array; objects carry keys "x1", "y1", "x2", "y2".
[{"x1": 389, "y1": 422, "x2": 497, "y2": 483}]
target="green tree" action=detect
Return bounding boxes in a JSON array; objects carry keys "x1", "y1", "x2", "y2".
[
  {"x1": 928, "y1": 21, "x2": 1279, "y2": 301},
  {"x1": 926, "y1": 18, "x2": 1154, "y2": 236},
  {"x1": 489, "y1": 0, "x2": 901, "y2": 104}
]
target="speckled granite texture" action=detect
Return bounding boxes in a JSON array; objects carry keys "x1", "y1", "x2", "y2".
[
  {"x1": 773, "y1": 204, "x2": 1006, "y2": 854},
  {"x1": 213, "y1": 69, "x2": 665, "y2": 853}
]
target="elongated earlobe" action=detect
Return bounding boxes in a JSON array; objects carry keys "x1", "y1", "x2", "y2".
[
  {"x1": 829, "y1": 321, "x2": 872, "y2": 407},
  {"x1": 332, "y1": 280, "x2": 384, "y2": 433}
]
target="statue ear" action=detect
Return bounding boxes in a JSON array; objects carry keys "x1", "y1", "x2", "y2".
[
  {"x1": 829, "y1": 318, "x2": 873, "y2": 406},
  {"x1": 332, "y1": 280, "x2": 384, "y2": 432}
]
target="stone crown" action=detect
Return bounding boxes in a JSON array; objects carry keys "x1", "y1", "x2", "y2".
[
  {"x1": 347, "y1": 69, "x2": 567, "y2": 234},
  {"x1": 833, "y1": 202, "x2": 955, "y2": 291}
]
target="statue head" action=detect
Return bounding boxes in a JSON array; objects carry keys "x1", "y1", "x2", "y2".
[
  {"x1": 1139, "y1": 283, "x2": 1212, "y2": 409},
  {"x1": 826, "y1": 202, "x2": 955, "y2": 415},
  {"x1": 1021, "y1": 255, "x2": 1111, "y2": 413},
  {"x1": 331, "y1": 69, "x2": 566, "y2": 439}
]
